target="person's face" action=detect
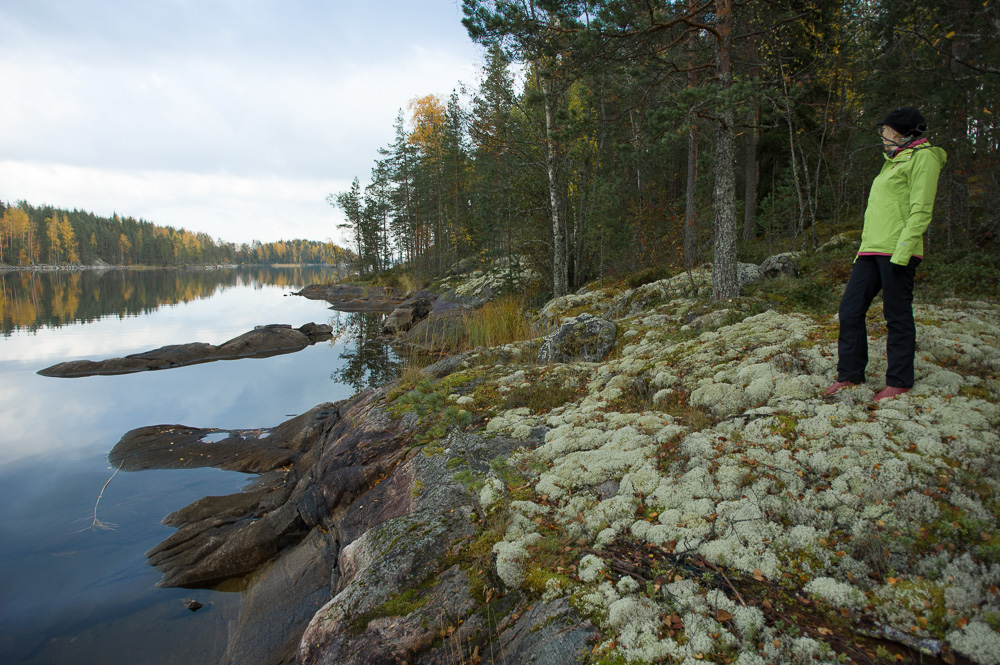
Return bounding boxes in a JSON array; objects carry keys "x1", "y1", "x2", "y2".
[{"x1": 880, "y1": 125, "x2": 906, "y2": 152}]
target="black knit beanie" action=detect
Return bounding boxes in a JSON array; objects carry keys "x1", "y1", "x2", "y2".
[{"x1": 878, "y1": 107, "x2": 926, "y2": 137}]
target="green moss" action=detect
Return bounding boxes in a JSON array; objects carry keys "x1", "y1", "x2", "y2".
[
  {"x1": 452, "y1": 469, "x2": 485, "y2": 493},
  {"x1": 589, "y1": 654, "x2": 635, "y2": 665},
  {"x1": 349, "y1": 576, "x2": 440, "y2": 634},
  {"x1": 468, "y1": 528, "x2": 504, "y2": 562},
  {"x1": 501, "y1": 381, "x2": 582, "y2": 413},
  {"x1": 522, "y1": 567, "x2": 571, "y2": 597},
  {"x1": 959, "y1": 384, "x2": 994, "y2": 401}
]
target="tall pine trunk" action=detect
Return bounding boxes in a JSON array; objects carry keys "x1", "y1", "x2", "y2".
[
  {"x1": 684, "y1": 0, "x2": 699, "y2": 277},
  {"x1": 711, "y1": 0, "x2": 739, "y2": 301}
]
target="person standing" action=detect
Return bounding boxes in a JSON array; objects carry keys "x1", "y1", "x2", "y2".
[{"x1": 826, "y1": 107, "x2": 947, "y2": 401}]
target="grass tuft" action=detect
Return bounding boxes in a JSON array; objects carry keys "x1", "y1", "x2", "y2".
[{"x1": 465, "y1": 295, "x2": 532, "y2": 349}]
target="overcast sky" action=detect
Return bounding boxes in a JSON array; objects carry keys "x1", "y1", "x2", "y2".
[{"x1": 0, "y1": 0, "x2": 483, "y2": 246}]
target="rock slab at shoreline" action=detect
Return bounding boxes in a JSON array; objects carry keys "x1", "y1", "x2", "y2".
[{"x1": 37, "y1": 322, "x2": 332, "y2": 378}]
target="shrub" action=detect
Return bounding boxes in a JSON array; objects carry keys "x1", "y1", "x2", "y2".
[{"x1": 625, "y1": 265, "x2": 673, "y2": 289}]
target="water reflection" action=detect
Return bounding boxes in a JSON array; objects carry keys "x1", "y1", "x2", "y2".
[
  {"x1": 0, "y1": 268, "x2": 404, "y2": 665},
  {"x1": 0, "y1": 266, "x2": 339, "y2": 336},
  {"x1": 328, "y1": 311, "x2": 401, "y2": 392}
]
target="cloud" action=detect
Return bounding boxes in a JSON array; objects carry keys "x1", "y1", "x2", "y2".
[
  {"x1": 0, "y1": 46, "x2": 477, "y2": 179},
  {"x1": 0, "y1": 1, "x2": 485, "y2": 244},
  {"x1": 0, "y1": 160, "x2": 349, "y2": 244}
]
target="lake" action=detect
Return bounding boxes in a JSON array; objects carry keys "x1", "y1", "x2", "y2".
[{"x1": 0, "y1": 267, "x2": 397, "y2": 664}]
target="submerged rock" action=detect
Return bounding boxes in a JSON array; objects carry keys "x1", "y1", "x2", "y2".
[
  {"x1": 182, "y1": 599, "x2": 204, "y2": 612},
  {"x1": 38, "y1": 323, "x2": 332, "y2": 378}
]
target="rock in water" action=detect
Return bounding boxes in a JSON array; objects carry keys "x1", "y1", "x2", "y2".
[
  {"x1": 37, "y1": 322, "x2": 332, "y2": 377},
  {"x1": 182, "y1": 598, "x2": 204, "y2": 612}
]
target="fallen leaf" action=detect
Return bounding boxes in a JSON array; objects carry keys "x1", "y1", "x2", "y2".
[
  {"x1": 715, "y1": 609, "x2": 734, "y2": 622},
  {"x1": 753, "y1": 568, "x2": 765, "y2": 581}
]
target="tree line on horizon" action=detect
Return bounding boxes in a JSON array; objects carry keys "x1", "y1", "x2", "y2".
[
  {"x1": 0, "y1": 265, "x2": 340, "y2": 335},
  {"x1": 0, "y1": 200, "x2": 352, "y2": 268},
  {"x1": 332, "y1": 0, "x2": 998, "y2": 301}
]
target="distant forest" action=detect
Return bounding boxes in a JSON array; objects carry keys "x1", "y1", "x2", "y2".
[
  {"x1": 332, "y1": 0, "x2": 999, "y2": 300},
  {"x1": 0, "y1": 201, "x2": 351, "y2": 267}
]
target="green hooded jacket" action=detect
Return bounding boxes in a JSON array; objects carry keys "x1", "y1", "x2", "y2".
[{"x1": 859, "y1": 143, "x2": 947, "y2": 265}]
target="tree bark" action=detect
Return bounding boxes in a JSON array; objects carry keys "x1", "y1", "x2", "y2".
[
  {"x1": 685, "y1": 126, "x2": 698, "y2": 271},
  {"x1": 543, "y1": 77, "x2": 568, "y2": 298},
  {"x1": 711, "y1": 0, "x2": 739, "y2": 301},
  {"x1": 684, "y1": 0, "x2": 699, "y2": 275}
]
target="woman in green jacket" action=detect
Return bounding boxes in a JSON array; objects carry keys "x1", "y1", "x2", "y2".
[{"x1": 826, "y1": 107, "x2": 947, "y2": 401}]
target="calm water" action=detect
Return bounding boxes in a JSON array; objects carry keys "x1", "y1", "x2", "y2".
[{"x1": 0, "y1": 268, "x2": 397, "y2": 664}]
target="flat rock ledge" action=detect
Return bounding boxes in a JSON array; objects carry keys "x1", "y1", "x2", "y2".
[
  {"x1": 113, "y1": 388, "x2": 595, "y2": 665},
  {"x1": 293, "y1": 284, "x2": 407, "y2": 312},
  {"x1": 38, "y1": 322, "x2": 332, "y2": 377}
]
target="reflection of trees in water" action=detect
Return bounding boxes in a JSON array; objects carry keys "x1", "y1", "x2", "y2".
[
  {"x1": 0, "y1": 266, "x2": 340, "y2": 335},
  {"x1": 328, "y1": 311, "x2": 400, "y2": 392}
]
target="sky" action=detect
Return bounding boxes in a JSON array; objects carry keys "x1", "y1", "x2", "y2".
[{"x1": 0, "y1": 0, "x2": 484, "y2": 246}]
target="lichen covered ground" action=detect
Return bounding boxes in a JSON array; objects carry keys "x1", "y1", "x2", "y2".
[{"x1": 427, "y1": 267, "x2": 1000, "y2": 664}]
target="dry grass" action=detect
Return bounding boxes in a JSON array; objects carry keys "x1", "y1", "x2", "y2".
[
  {"x1": 398, "y1": 272, "x2": 421, "y2": 297},
  {"x1": 465, "y1": 295, "x2": 531, "y2": 349}
]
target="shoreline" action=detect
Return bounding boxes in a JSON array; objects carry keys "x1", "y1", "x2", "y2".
[{"x1": 0, "y1": 263, "x2": 335, "y2": 272}]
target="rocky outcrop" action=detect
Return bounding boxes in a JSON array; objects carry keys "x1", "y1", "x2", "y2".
[
  {"x1": 119, "y1": 379, "x2": 597, "y2": 665},
  {"x1": 298, "y1": 426, "x2": 598, "y2": 665},
  {"x1": 395, "y1": 291, "x2": 479, "y2": 353},
  {"x1": 380, "y1": 293, "x2": 435, "y2": 335},
  {"x1": 537, "y1": 312, "x2": 617, "y2": 364},
  {"x1": 38, "y1": 323, "x2": 332, "y2": 377},
  {"x1": 110, "y1": 403, "x2": 343, "y2": 587},
  {"x1": 759, "y1": 251, "x2": 801, "y2": 278},
  {"x1": 112, "y1": 254, "x2": 1000, "y2": 665},
  {"x1": 293, "y1": 284, "x2": 406, "y2": 312}
]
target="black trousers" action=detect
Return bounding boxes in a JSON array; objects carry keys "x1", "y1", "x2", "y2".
[{"x1": 836, "y1": 255, "x2": 921, "y2": 388}]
